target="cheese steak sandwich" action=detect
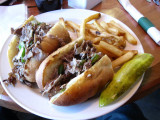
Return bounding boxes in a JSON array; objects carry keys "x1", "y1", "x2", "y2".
[
  {"x1": 5, "y1": 16, "x2": 71, "y2": 87},
  {"x1": 36, "y1": 38, "x2": 114, "y2": 106}
]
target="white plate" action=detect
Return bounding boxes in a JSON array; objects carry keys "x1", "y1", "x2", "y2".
[{"x1": 0, "y1": 9, "x2": 144, "y2": 120}]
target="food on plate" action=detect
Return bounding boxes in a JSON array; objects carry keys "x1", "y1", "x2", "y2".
[
  {"x1": 65, "y1": 14, "x2": 137, "y2": 50},
  {"x1": 99, "y1": 41, "x2": 123, "y2": 57},
  {"x1": 5, "y1": 15, "x2": 71, "y2": 86},
  {"x1": 108, "y1": 20, "x2": 137, "y2": 45},
  {"x1": 112, "y1": 50, "x2": 138, "y2": 68},
  {"x1": 36, "y1": 38, "x2": 114, "y2": 106},
  {"x1": 99, "y1": 53, "x2": 154, "y2": 107},
  {"x1": 35, "y1": 13, "x2": 140, "y2": 106},
  {"x1": 4, "y1": 11, "x2": 141, "y2": 107}
]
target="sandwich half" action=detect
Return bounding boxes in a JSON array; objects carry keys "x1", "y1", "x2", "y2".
[
  {"x1": 6, "y1": 15, "x2": 71, "y2": 86},
  {"x1": 36, "y1": 38, "x2": 114, "y2": 106}
]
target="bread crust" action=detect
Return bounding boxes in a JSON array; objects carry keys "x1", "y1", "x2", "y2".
[
  {"x1": 41, "y1": 22, "x2": 71, "y2": 54},
  {"x1": 36, "y1": 38, "x2": 114, "y2": 106}
]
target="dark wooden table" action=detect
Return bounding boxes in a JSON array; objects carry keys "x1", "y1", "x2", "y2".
[{"x1": 0, "y1": 0, "x2": 160, "y2": 113}]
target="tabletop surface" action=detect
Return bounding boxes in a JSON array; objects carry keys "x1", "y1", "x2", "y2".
[{"x1": 0, "y1": 0, "x2": 160, "y2": 113}]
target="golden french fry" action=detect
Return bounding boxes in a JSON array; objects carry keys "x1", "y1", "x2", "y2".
[
  {"x1": 94, "y1": 44, "x2": 117, "y2": 59},
  {"x1": 85, "y1": 29, "x2": 95, "y2": 39},
  {"x1": 125, "y1": 32, "x2": 137, "y2": 45},
  {"x1": 100, "y1": 21, "x2": 118, "y2": 35},
  {"x1": 80, "y1": 13, "x2": 101, "y2": 39},
  {"x1": 89, "y1": 29, "x2": 126, "y2": 49},
  {"x1": 104, "y1": 36, "x2": 126, "y2": 50},
  {"x1": 93, "y1": 20, "x2": 106, "y2": 32},
  {"x1": 107, "y1": 22, "x2": 125, "y2": 36},
  {"x1": 86, "y1": 23, "x2": 97, "y2": 30},
  {"x1": 108, "y1": 28, "x2": 119, "y2": 36},
  {"x1": 99, "y1": 41, "x2": 123, "y2": 57},
  {"x1": 65, "y1": 21, "x2": 80, "y2": 31},
  {"x1": 80, "y1": 21, "x2": 86, "y2": 39},
  {"x1": 85, "y1": 28, "x2": 102, "y2": 43},
  {"x1": 99, "y1": 21, "x2": 109, "y2": 30},
  {"x1": 92, "y1": 37, "x2": 102, "y2": 44},
  {"x1": 110, "y1": 20, "x2": 137, "y2": 45},
  {"x1": 98, "y1": 32, "x2": 120, "y2": 38},
  {"x1": 84, "y1": 13, "x2": 101, "y2": 22},
  {"x1": 108, "y1": 27, "x2": 119, "y2": 35},
  {"x1": 89, "y1": 29, "x2": 121, "y2": 40},
  {"x1": 89, "y1": 29, "x2": 101, "y2": 36},
  {"x1": 122, "y1": 50, "x2": 138, "y2": 55},
  {"x1": 112, "y1": 51, "x2": 138, "y2": 68},
  {"x1": 85, "y1": 35, "x2": 101, "y2": 44},
  {"x1": 89, "y1": 29, "x2": 112, "y2": 38}
]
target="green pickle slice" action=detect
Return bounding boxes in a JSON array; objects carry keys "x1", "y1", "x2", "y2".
[{"x1": 99, "y1": 53, "x2": 154, "y2": 107}]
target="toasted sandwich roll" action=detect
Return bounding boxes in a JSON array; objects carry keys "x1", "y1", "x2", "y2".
[
  {"x1": 6, "y1": 16, "x2": 71, "y2": 86},
  {"x1": 50, "y1": 55, "x2": 113, "y2": 106},
  {"x1": 41, "y1": 22, "x2": 71, "y2": 53},
  {"x1": 8, "y1": 35, "x2": 19, "y2": 68},
  {"x1": 36, "y1": 38, "x2": 83, "y2": 89},
  {"x1": 36, "y1": 38, "x2": 114, "y2": 106}
]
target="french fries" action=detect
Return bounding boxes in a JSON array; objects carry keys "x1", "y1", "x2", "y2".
[
  {"x1": 99, "y1": 41, "x2": 123, "y2": 57},
  {"x1": 86, "y1": 23, "x2": 97, "y2": 30},
  {"x1": 60, "y1": 13, "x2": 139, "y2": 70},
  {"x1": 93, "y1": 20, "x2": 106, "y2": 32},
  {"x1": 109, "y1": 20, "x2": 137, "y2": 45},
  {"x1": 94, "y1": 44, "x2": 117, "y2": 59},
  {"x1": 65, "y1": 21, "x2": 80, "y2": 31},
  {"x1": 100, "y1": 21, "x2": 119, "y2": 36},
  {"x1": 112, "y1": 51, "x2": 138, "y2": 68},
  {"x1": 80, "y1": 13, "x2": 101, "y2": 39},
  {"x1": 92, "y1": 37, "x2": 102, "y2": 44}
]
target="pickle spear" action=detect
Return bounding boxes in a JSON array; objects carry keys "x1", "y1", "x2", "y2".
[{"x1": 99, "y1": 53, "x2": 154, "y2": 107}]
